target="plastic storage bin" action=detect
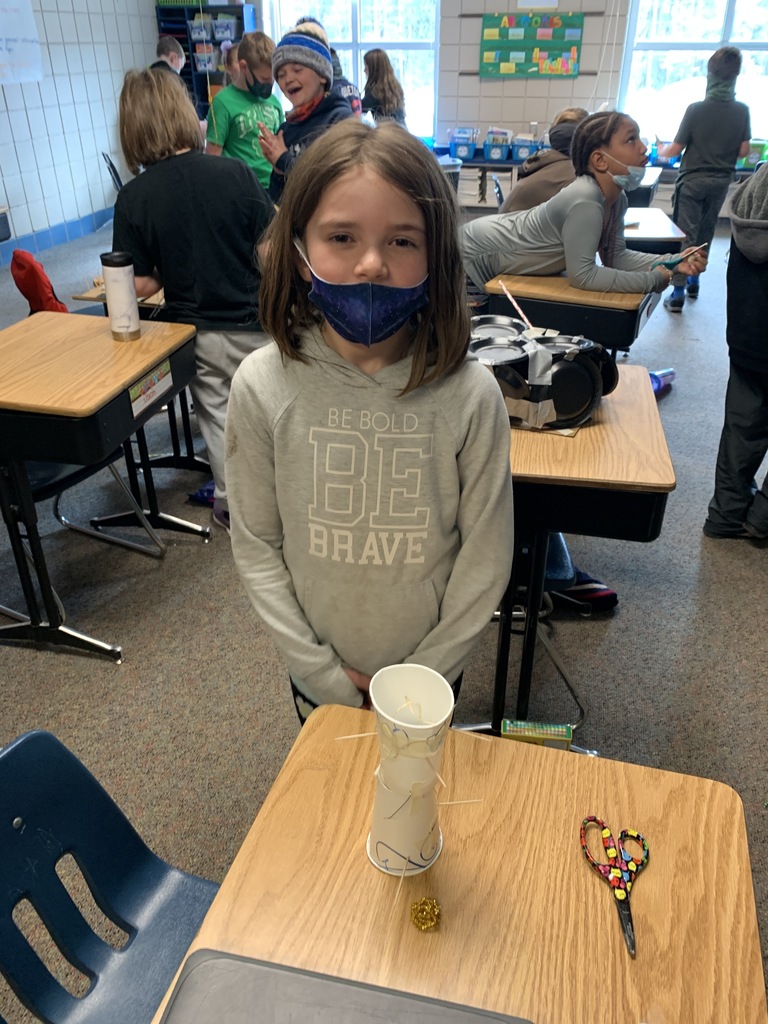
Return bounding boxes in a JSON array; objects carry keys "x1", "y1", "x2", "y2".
[
  {"x1": 188, "y1": 17, "x2": 213, "y2": 41},
  {"x1": 194, "y1": 45, "x2": 218, "y2": 71},
  {"x1": 212, "y1": 17, "x2": 237, "y2": 40},
  {"x1": 736, "y1": 140, "x2": 768, "y2": 169},
  {"x1": 450, "y1": 140, "x2": 476, "y2": 159},
  {"x1": 484, "y1": 142, "x2": 510, "y2": 160},
  {"x1": 511, "y1": 141, "x2": 537, "y2": 161}
]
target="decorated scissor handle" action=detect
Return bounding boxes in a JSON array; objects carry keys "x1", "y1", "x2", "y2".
[{"x1": 580, "y1": 816, "x2": 649, "y2": 901}]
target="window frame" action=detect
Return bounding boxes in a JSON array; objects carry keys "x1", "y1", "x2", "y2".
[
  {"x1": 265, "y1": 0, "x2": 440, "y2": 139},
  {"x1": 618, "y1": 0, "x2": 768, "y2": 137}
]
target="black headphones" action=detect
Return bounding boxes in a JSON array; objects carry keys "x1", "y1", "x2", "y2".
[{"x1": 469, "y1": 316, "x2": 619, "y2": 430}]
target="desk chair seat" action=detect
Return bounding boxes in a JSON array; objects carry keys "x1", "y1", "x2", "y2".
[
  {"x1": 101, "y1": 152, "x2": 124, "y2": 193},
  {"x1": 492, "y1": 173, "x2": 504, "y2": 209},
  {"x1": 26, "y1": 450, "x2": 167, "y2": 558},
  {"x1": 0, "y1": 730, "x2": 219, "y2": 1024}
]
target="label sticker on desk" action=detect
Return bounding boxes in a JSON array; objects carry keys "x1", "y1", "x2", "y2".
[{"x1": 129, "y1": 359, "x2": 173, "y2": 419}]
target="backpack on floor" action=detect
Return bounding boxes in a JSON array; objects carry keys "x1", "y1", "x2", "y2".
[{"x1": 10, "y1": 249, "x2": 69, "y2": 314}]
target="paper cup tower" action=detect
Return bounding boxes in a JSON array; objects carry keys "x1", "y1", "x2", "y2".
[{"x1": 367, "y1": 664, "x2": 455, "y2": 876}]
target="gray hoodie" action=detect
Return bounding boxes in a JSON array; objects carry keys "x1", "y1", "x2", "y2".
[
  {"x1": 729, "y1": 163, "x2": 768, "y2": 263},
  {"x1": 226, "y1": 328, "x2": 515, "y2": 707}
]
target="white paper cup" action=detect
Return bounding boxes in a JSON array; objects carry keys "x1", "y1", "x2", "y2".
[
  {"x1": 369, "y1": 664, "x2": 454, "y2": 793},
  {"x1": 366, "y1": 770, "x2": 442, "y2": 875}
]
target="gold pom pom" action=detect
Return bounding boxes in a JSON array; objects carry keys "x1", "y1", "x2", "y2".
[{"x1": 410, "y1": 897, "x2": 441, "y2": 931}]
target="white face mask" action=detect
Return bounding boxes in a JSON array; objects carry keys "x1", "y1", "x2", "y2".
[{"x1": 599, "y1": 151, "x2": 646, "y2": 192}]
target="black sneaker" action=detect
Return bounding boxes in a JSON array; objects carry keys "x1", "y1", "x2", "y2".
[{"x1": 663, "y1": 294, "x2": 685, "y2": 312}]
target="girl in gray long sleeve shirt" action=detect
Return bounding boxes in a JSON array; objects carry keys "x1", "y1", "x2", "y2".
[{"x1": 461, "y1": 111, "x2": 708, "y2": 295}]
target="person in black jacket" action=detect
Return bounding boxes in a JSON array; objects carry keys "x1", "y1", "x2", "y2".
[
  {"x1": 703, "y1": 162, "x2": 768, "y2": 541},
  {"x1": 257, "y1": 21, "x2": 353, "y2": 203}
]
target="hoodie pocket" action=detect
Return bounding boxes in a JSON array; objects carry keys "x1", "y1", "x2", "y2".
[{"x1": 302, "y1": 575, "x2": 440, "y2": 675}]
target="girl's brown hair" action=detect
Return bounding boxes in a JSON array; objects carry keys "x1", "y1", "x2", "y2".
[
  {"x1": 259, "y1": 119, "x2": 470, "y2": 394},
  {"x1": 119, "y1": 69, "x2": 201, "y2": 175},
  {"x1": 363, "y1": 48, "x2": 405, "y2": 118}
]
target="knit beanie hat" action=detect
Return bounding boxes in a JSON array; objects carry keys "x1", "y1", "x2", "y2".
[{"x1": 272, "y1": 21, "x2": 333, "y2": 87}]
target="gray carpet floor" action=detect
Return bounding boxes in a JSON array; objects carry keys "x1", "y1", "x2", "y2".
[{"x1": 1, "y1": 222, "x2": 766, "y2": 1013}]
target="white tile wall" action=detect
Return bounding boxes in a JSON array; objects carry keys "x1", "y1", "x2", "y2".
[
  {"x1": 0, "y1": 0, "x2": 157, "y2": 241},
  {"x1": 437, "y1": 0, "x2": 631, "y2": 142},
  {"x1": 0, "y1": 0, "x2": 635, "y2": 244}
]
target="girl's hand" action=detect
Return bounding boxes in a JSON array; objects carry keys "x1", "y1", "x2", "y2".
[
  {"x1": 675, "y1": 245, "x2": 709, "y2": 278},
  {"x1": 344, "y1": 666, "x2": 373, "y2": 709},
  {"x1": 258, "y1": 122, "x2": 287, "y2": 166}
]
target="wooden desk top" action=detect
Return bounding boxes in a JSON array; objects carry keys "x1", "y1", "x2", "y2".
[
  {"x1": 485, "y1": 274, "x2": 652, "y2": 311},
  {"x1": 509, "y1": 364, "x2": 676, "y2": 493},
  {"x1": 0, "y1": 312, "x2": 195, "y2": 417},
  {"x1": 71, "y1": 284, "x2": 165, "y2": 306},
  {"x1": 623, "y1": 207, "x2": 685, "y2": 244},
  {"x1": 151, "y1": 705, "x2": 767, "y2": 1024}
]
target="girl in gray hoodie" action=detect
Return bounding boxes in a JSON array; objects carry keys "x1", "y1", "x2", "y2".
[{"x1": 226, "y1": 120, "x2": 515, "y2": 722}]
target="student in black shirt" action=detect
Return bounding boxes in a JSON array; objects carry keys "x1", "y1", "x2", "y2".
[{"x1": 113, "y1": 69, "x2": 274, "y2": 531}]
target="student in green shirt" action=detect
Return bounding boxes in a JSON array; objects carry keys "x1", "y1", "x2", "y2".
[{"x1": 206, "y1": 31, "x2": 283, "y2": 189}]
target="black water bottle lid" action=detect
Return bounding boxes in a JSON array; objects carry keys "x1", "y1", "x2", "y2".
[{"x1": 100, "y1": 251, "x2": 133, "y2": 268}]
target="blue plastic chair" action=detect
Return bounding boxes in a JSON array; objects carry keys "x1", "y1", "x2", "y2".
[{"x1": 0, "y1": 731, "x2": 219, "y2": 1023}]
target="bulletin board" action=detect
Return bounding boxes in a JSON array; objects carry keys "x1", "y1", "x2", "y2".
[{"x1": 479, "y1": 12, "x2": 583, "y2": 78}]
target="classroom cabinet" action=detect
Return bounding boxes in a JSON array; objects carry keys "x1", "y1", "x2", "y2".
[{"x1": 155, "y1": 4, "x2": 260, "y2": 117}]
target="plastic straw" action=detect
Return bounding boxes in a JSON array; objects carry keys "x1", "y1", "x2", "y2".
[{"x1": 497, "y1": 278, "x2": 533, "y2": 329}]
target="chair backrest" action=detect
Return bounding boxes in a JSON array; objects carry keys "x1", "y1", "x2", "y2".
[
  {"x1": 101, "y1": 151, "x2": 124, "y2": 193},
  {"x1": 492, "y1": 174, "x2": 504, "y2": 209},
  {"x1": 10, "y1": 250, "x2": 68, "y2": 314},
  {"x1": 0, "y1": 731, "x2": 170, "y2": 1022}
]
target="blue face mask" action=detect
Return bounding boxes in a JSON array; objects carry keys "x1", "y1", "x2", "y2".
[
  {"x1": 600, "y1": 151, "x2": 646, "y2": 192},
  {"x1": 295, "y1": 241, "x2": 429, "y2": 347}
]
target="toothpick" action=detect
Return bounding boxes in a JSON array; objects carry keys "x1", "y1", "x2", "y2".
[
  {"x1": 497, "y1": 278, "x2": 533, "y2": 329},
  {"x1": 390, "y1": 859, "x2": 409, "y2": 921},
  {"x1": 439, "y1": 798, "x2": 484, "y2": 806},
  {"x1": 335, "y1": 731, "x2": 377, "y2": 741}
]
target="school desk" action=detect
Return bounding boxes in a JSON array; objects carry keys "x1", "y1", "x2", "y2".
[
  {"x1": 496, "y1": 364, "x2": 676, "y2": 728},
  {"x1": 625, "y1": 165, "x2": 662, "y2": 208},
  {"x1": 0, "y1": 312, "x2": 207, "y2": 661},
  {"x1": 70, "y1": 282, "x2": 166, "y2": 312},
  {"x1": 484, "y1": 274, "x2": 660, "y2": 356},
  {"x1": 70, "y1": 284, "x2": 208, "y2": 475},
  {"x1": 623, "y1": 207, "x2": 685, "y2": 255},
  {"x1": 150, "y1": 704, "x2": 768, "y2": 1024}
]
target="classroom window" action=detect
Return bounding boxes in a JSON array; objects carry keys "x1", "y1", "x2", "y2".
[
  {"x1": 619, "y1": 0, "x2": 768, "y2": 141},
  {"x1": 266, "y1": 0, "x2": 439, "y2": 138}
]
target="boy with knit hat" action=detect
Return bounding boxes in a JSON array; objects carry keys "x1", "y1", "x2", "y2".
[
  {"x1": 658, "y1": 47, "x2": 751, "y2": 311},
  {"x1": 257, "y1": 19, "x2": 353, "y2": 202}
]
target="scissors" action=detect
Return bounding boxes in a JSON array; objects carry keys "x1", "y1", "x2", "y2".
[
  {"x1": 651, "y1": 242, "x2": 708, "y2": 271},
  {"x1": 580, "y1": 815, "x2": 649, "y2": 957}
]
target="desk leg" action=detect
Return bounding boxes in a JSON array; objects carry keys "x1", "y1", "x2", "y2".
[
  {"x1": 147, "y1": 390, "x2": 211, "y2": 474},
  {"x1": 0, "y1": 461, "x2": 122, "y2": 662},
  {"x1": 515, "y1": 531, "x2": 549, "y2": 721},
  {"x1": 91, "y1": 428, "x2": 211, "y2": 542}
]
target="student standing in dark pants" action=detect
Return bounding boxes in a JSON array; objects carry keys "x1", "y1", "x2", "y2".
[
  {"x1": 658, "y1": 47, "x2": 751, "y2": 312},
  {"x1": 704, "y1": 163, "x2": 768, "y2": 541}
]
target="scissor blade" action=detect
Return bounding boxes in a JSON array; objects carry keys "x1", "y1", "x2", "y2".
[{"x1": 615, "y1": 898, "x2": 636, "y2": 957}]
